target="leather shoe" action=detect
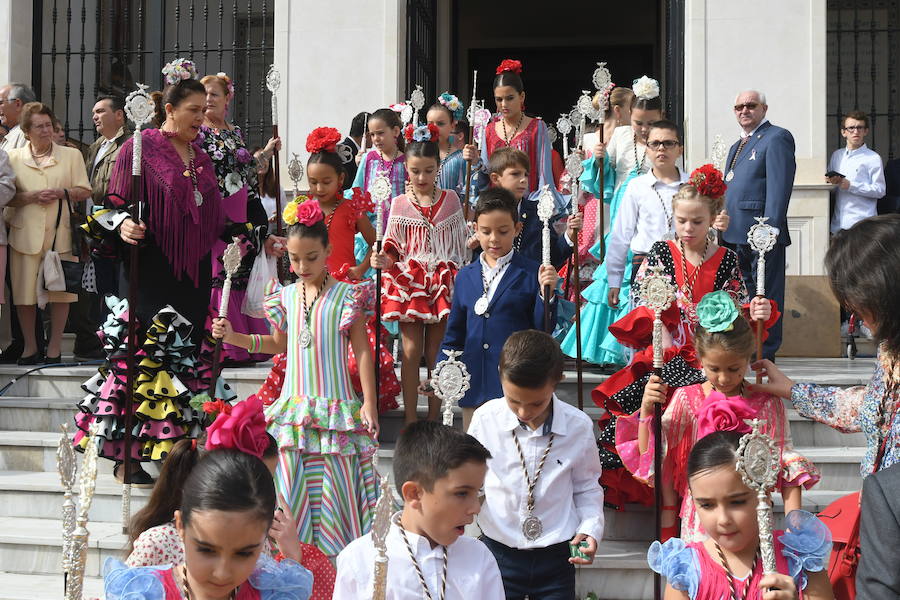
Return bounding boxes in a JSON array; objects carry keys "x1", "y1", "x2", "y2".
[
  {"x1": 17, "y1": 353, "x2": 42, "y2": 366},
  {"x1": 43, "y1": 355, "x2": 62, "y2": 364},
  {"x1": 0, "y1": 344, "x2": 23, "y2": 364}
]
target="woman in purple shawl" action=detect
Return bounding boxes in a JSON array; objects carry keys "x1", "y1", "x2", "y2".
[{"x1": 73, "y1": 62, "x2": 237, "y2": 485}]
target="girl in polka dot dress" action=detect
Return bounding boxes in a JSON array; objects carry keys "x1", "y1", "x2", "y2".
[{"x1": 591, "y1": 166, "x2": 777, "y2": 508}]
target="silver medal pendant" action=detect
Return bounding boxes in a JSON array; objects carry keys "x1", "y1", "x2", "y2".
[
  {"x1": 522, "y1": 514, "x2": 543, "y2": 541},
  {"x1": 194, "y1": 190, "x2": 204, "y2": 206},
  {"x1": 299, "y1": 328, "x2": 312, "y2": 348},
  {"x1": 474, "y1": 296, "x2": 489, "y2": 316},
  {"x1": 725, "y1": 170, "x2": 734, "y2": 182}
]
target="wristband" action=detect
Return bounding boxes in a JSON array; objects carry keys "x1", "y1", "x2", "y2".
[{"x1": 248, "y1": 334, "x2": 262, "y2": 354}]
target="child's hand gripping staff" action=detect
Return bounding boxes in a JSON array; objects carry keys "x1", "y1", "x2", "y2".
[
  {"x1": 637, "y1": 262, "x2": 677, "y2": 600},
  {"x1": 747, "y1": 216, "x2": 778, "y2": 382},
  {"x1": 537, "y1": 185, "x2": 556, "y2": 333},
  {"x1": 205, "y1": 239, "x2": 242, "y2": 402}
]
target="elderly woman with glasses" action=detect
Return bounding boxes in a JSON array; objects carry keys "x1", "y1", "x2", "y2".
[{"x1": 5, "y1": 102, "x2": 90, "y2": 364}]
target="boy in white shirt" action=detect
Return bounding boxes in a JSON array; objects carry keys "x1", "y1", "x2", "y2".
[
  {"x1": 334, "y1": 421, "x2": 505, "y2": 599},
  {"x1": 605, "y1": 120, "x2": 728, "y2": 309},
  {"x1": 826, "y1": 110, "x2": 886, "y2": 233},
  {"x1": 468, "y1": 329, "x2": 604, "y2": 598}
]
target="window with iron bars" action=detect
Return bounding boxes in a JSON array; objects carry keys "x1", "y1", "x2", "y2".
[
  {"x1": 33, "y1": 0, "x2": 274, "y2": 152},
  {"x1": 827, "y1": 0, "x2": 900, "y2": 161}
]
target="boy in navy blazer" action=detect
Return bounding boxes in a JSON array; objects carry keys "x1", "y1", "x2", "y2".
[
  {"x1": 440, "y1": 188, "x2": 558, "y2": 429},
  {"x1": 722, "y1": 90, "x2": 796, "y2": 359}
]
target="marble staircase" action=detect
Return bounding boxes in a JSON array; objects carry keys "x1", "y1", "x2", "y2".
[{"x1": 0, "y1": 358, "x2": 877, "y2": 599}]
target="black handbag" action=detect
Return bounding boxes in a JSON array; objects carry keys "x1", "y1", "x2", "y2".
[{"x1": 50, "y1": 191, "x2": 83, "y2": 294}]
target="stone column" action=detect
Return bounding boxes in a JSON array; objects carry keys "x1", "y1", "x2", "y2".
[{"x1": 0, "y1": 0, "x2": 34, "y2": 87}]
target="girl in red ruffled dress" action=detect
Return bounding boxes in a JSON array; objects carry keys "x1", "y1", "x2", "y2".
[
  {"x1": 371, "y1": 123, "x2": 468, "y2": 424},
  {"x1": 256, "y1": 127, "x2": 399, "y2": 414},
  {"x1": 592, "y1": 166, "x2": 778, "y2": 508}
]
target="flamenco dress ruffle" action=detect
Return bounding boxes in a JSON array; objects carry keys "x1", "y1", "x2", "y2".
[
  {"x1": 560, "y1": 169, "x2": 639, "y2": 367},
  {"x1": 263, "y1": 279, "x2": 379, "y2": 557},
  {"x1": 73, "y1": 295, "x2": 236, "y2": 462},
  {"x1": 380, "y1": 258, "x2": 457, "y2": 324}
]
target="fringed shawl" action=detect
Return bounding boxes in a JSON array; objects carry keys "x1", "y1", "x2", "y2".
[
  {"x1": 383, "y1": 190, "x2": 468, "y2": 268},
  {"x1": 108, "y1": 128, "x2": 224, "y2": 285}
]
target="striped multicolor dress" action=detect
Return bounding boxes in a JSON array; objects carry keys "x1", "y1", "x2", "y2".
[{"x1": 263, "y1": 279, "x2": 378, "y2": 558}]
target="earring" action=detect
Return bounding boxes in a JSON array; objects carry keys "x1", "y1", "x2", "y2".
[
  {"x1": 448, "y1": 134, "x2": 455, "y2": 146},
  {"x1": 289, "y1": 264, "x2": 295, "y2": 274}
]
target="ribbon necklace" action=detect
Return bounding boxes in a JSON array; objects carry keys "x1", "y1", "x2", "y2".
[{"x1": 398, "y1": 521, "x2": 448, "y2": 600}]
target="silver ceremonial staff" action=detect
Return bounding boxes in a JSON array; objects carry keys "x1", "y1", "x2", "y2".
[
  {"x1": 371, "y1": 477, "x2": 395, "y2": 600},
  {"x1": 66, "y1": 425, "x2": 99, "y2": 600},
  {"x1": 637, "y1": 263, "x2": 676, "y2": 600},
  {"x1": 537, "y1": 185, "x2": 555, "y2": 333},
  {"x1": 432, "y1": 350, "x2": 471, "y2": 426},
  {"x1": 57, "y1": 424, "x2": 77, "y2": 595},
  {"x1": 747, "y1": 216, "x2": 777, "y2": 381},
  {"x1": 735, "y1": 418, "x2": 782, "y2": 575}
]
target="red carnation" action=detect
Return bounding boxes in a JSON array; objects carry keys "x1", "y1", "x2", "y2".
[
  {"x1": 496, "y1": 59, "x2": 523, "y2": 75},
  {"x1": 690, "y1": 163, "x2": 727, "y2": 200},
  {"x1": 306, "y1": 126, "x2": 342, "y2": 154}
]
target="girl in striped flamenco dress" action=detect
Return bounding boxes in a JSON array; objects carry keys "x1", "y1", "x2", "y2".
[{"x1": 213, "y1": 200, "x2": 379, "y2": 558}]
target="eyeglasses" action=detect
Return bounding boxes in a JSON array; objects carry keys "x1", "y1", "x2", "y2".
[
  {"x1": 647, "y1": 140, "x2": 681, "y2": 149},
  {"x1": 733, "y1": 103, "x2": 759, "y2": 112},
  {"x1": 842, "y1": 125, "x2": 868, "y2": 132}
]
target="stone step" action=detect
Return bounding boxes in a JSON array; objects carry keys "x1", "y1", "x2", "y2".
[
  {"x1": 0, "y1": 357, "x2": 877, "y2": 403},
  {"x1": 0, "y1": 573, "x2": 103, "y2": 600}
]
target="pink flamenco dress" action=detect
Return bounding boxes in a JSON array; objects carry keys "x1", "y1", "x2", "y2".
[
  {"x1": 616, "y1": 384, "x2": 821, "y2": 542},
  {"x1": 381, "y1": 190, "x2": 468, "y2": 323},
  {"x1": 648, "y1": 510, "x2": 832, "y2": 599},
  {"x1": 103, "y1": 554, "x2": 313, "y2": 600},
  {"x1": 262, "y1": 278, "x2": 379, "y2": 558}
]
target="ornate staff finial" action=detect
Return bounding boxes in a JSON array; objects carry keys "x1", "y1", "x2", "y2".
[
  {"x1": 57, "y1": 424, "x2": 77, "y2": 591},
  {"x1": 592, "y1": 62, "x2": 613, "y2": 125},
  {"x1": 536, "y1": 185, "x2": 555, "y2": 268},
  {"x1": 410, "y1": 85, "x2": 426, "y2": 125},
  {"x1": 638, "y1": 264, "x2": 677, "y2": 369},
  {"x1": 287, "y1": 153, "x2": 304, "y2": 199},
  {"x1": 735, "y1": 419, "x2": 781, "y2": 575},
  {"x1": 556, "y1": 114, "x2": 573, "y2": 158},
  {"x1": 711, "y1": 134, "x2": 728, "y2": 173},
  {"x1": 266, "y1": 64, "x2": 282, "y2": 126},
  {"x1": 747, "y1": 217, "x2": 778, "y2": 297},
  {"x1": 66, "y1": 426, "x2": 99, "y2": 600},
  {"x1": 371, "y1": 477, "x2": 395, "y2": 600},
  {"x1": 432, "y1": 350, "x2": 471, "y2": 426}
]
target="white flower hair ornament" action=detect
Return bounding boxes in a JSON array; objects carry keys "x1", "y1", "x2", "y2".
[
  {"x1": 162, "y1": 58, "x2": 199, "y2": 86},
  {"x1": 632, "y1": 76, "x2": 660, "y2": 100}
]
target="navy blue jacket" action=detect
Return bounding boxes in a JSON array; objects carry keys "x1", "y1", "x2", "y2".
[
  {"x1": 439, "y1": 252, "x2": 556, "y2": 408},
  {"x1": 723, "y1": 121, "x2": 796, "y2": 246}
]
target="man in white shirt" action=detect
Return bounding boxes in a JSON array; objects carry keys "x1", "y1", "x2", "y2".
[
  {"x1": 469, "y1": 330, "x2": 604, "y2": 599},
  {"x1": 334, "y1": 421, "x2": 504, "y2": 599},
  {"x1": 0, "y1": 83, "x2": 36, "y2": 152},
  {"x1": 827, "y1": 110, "x2": 886, "y2": 233}
]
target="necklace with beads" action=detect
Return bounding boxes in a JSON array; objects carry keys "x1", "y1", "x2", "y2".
[
  {"x1": 377, "y1": 148, "x2": 398, "y2": 183},
  {"x1": 678, "y1": 236, "x2": 710, "y2": 324},
  {"x1": 501, "y1": 113, "x2": 525, "y2": 146},
  {"x1": 409, "y1": 184, "x2": 438, "y2": 221},
  {"x1": 299, "y1": 272, "x2": 329, "y2": 348},
  {"x1": 179, "y1": 564, "x2": 235, "y2": 600},
  {"x1": 181, "y1": 145, "x2": 203, "y2": 206},
  {"x1": 632, "y1": 133, "x2": 646, "y2": 174},
  {"x1": 397, "y1": 520, "x2": 448, "y2": 600},
  {"x1": 324, "y1": 196, "x2": 343, "y2": 230},
  {"x1": 714, "y1": 543, "x2": 759, "y2": 600}
]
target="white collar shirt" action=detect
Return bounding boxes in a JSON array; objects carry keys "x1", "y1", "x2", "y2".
[
  {"x1": 467, "y1": 396, "x2": 605, "y2": 549},
  {"x1": 333, "y1": 513, "x2": 505, "y2": 600},
  {"x1": 605, "y1": 168, "x2": 688, "y2": 288},
  {"x1": 1, "y1": 125, "x2": 26, "y2": 151},
  {"x1": 93, "y1": 136, "x2": 118, "y2": 169},
  {"x1": 477, "y1": 248, "x2": 515, "y2": 303},
  {"x1": 828, "y1": 143, "x2": 886, "y2": 233},
  {"x1": 741, "y1": 118, "x2": 769, "y2": 140}
]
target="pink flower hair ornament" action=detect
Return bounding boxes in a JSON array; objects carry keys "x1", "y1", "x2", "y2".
[{"x1": 205, "y1": 394, "x2": 270, "y2": 459}]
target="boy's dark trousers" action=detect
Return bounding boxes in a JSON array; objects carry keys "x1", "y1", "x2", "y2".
[{"x1": 481, "y1": 535, "x2": 576, "y2": 600}]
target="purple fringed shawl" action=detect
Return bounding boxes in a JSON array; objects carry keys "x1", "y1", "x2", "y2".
[{"x1": 108, "y1": 128, "x2": 224, "y2": 285}]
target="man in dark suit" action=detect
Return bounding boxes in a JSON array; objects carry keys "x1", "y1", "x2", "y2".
[
  {"x1": 879, "y1": 157, "x2": 900, "y2": 215},
  {"x1": 341, "y1": 111, "x2": 370, "y2": 189},
  {"x1": 70, "y1": 95, "x2": 130, "y2": 359},
  {"x1": 722, "y1": 90, "x2": 796, "y2": 360},
  {"x1": 858, "y1": 463, "x2": 900, "y2": 597}
]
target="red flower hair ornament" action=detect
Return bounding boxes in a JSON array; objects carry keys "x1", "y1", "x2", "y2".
[
  {"x1": 496, "y1": 59, "x2": 523, "y2": 75},
  {"x1": 205, "y1": 394, "x2": 270, "y2": 459},
  {"x1": 404, "y1": 122, "x2": 440, "y2": 143},
  {"x1": 295, "y1": 198, "x2": 325, "y2": 226},
  {"x1": 306, "y1": 126, "x2": 342, "y2": 154},
  {"x1": 689, "y1": 164, "x2": 727, "y2": 200}
]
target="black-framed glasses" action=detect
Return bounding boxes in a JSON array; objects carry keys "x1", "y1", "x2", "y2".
[
  {"x1": 842, "y1": 125, "x2": 868, "y2": 132},
  {"x1": 647, "y1": 140, "x2": 681, "y2": 150},
  {"x1": 734, "y1": 102, "x2": 759, "y2": 111}
]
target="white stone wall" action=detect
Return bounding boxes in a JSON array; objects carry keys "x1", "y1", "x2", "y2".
[
  {"x1": 273, "y1": 0, "x2": 405, "y2": 188},
  {"x1": 684, "y1": 0, "x2": 829, "y2": 274}
]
